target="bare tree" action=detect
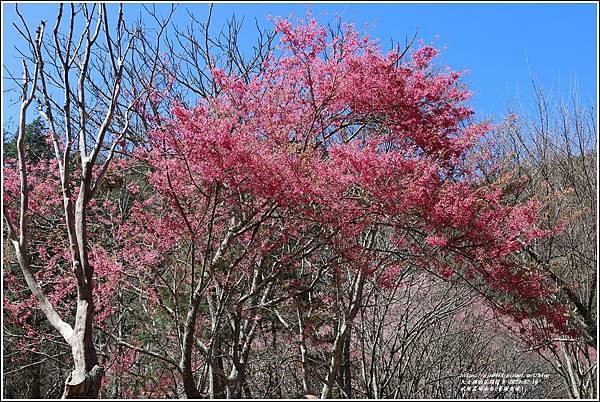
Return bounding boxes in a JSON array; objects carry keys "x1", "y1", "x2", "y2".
[
  {"x1": 3, "y1": 4, "x2": 173, "y2": 397},
  {"x1": 496, "y1": 81, "x2": 597, "y2": 398}
]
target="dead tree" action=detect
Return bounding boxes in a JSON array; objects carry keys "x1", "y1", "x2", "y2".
[{"x1": 3, "y1": 3, "x2": 172, "y2": 397}]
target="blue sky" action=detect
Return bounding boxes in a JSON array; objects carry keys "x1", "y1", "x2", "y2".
[{"x1": 2, "y1": 2, "x2": 597, "y2": 130}]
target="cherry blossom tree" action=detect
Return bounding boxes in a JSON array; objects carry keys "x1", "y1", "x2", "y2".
[
  {"x1": 116, "y1": 15, "x2": 572, "y2": 398},
  {"x1": 3, "y1": 8, "x2": 589, "y2": 400}
]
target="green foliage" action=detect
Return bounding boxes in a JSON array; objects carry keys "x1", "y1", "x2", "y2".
[{"x1": 3, "y1": 118, "x2": 53, "y2": 163}]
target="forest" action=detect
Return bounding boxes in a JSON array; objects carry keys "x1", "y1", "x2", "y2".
[{"x1": 2, "y1": 3, "x2": 597, "y2": 400}]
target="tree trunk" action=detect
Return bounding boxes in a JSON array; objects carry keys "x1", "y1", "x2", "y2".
[
  {"x1": 297, "y1": 306, "x2": 313, "y2": 396},
  {"x1": 321, "y1": 268, "x2": 365, "y2": 399},
  {"x1": 62, "y1": 300, "x2": 103, "y2": 399},
  {"x1": 62, "y1": 365, "x2": 103, "y2": 399},
  {"x1": 226, "y1": 365, "x2": 246, "y2": 399},
  {"x1": 181, "y1": 295, "x2": 202, "y2": 399},
  {"x1": 321, "y1": 322, "x2": 350, "y2": 399},
  {"x1": 208, "y1": 336, "x2": 226, "y2": 399},
  {"x1": 340, "y1": 329, "x2": 353, "y2": 398}
]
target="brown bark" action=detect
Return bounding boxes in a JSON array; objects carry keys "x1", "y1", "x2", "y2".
[
  {"x1": 340, "y1": 329, "x2": 353, "y2": 398},
  {"x1": 209, "y1": 336, "x2": 226, "y2": 399},
  {"x1": 180, "y1": 295, "x2": 202, "y2": 399},
  {"x1": 62, "y1": 365, "x2": 103, "y2": 399}
]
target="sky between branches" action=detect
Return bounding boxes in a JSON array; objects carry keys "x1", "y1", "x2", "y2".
[{"x1": 1, "y1": 1, "x2": 597, "y2": 132}]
